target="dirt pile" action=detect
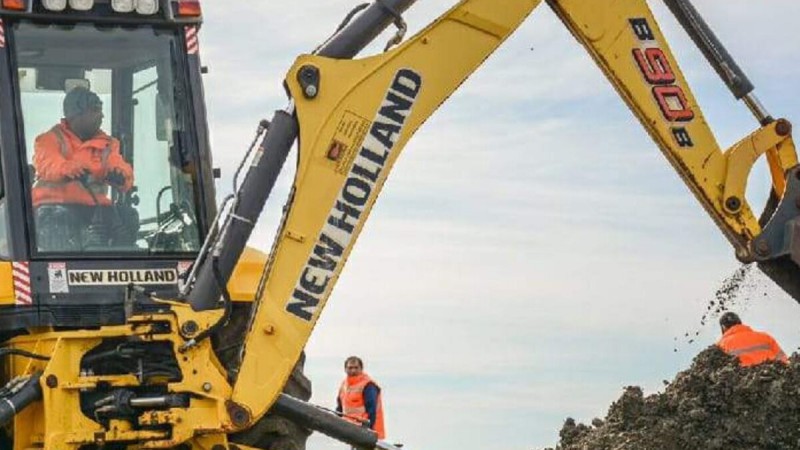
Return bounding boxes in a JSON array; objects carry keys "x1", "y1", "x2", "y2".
[{"x1": 544, "y1": 347, "x2": 800, "y2": 450}]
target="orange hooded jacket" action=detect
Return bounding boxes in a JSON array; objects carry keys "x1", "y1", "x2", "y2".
[
  {"x1": 717, "y1": 324, "x2": 788, "y2": 367},
  {"x1": 32, "y1": 120, "x2": 133, "y2": 207}
]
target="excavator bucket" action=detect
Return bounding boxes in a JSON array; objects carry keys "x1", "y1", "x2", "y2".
[{"x1": 753, "y1": 166, "x2": 800, "y2": 303}]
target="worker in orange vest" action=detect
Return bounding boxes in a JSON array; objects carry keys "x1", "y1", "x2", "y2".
[
  {"x1": 31, "y1": 86, "x2": 133, "y2": 251},
  {"x1": 336, "y1": 356, "x2": 386, "y2": 439},
  {"x1": 716, "y1": 312, "x2": 788, "y2": 367}
]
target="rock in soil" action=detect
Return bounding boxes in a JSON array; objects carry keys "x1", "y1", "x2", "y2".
[{"x1": 543, "y1": 346, "x2": 800, "y2": 450}]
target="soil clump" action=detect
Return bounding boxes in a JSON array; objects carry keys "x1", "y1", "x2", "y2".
[{"x1": 544, "y1": 347, "x2": 800, "y2": 450}]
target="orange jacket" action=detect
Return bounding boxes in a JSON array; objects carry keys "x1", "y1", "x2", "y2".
[
  {"x1": 717, "y1": 324, "x2": 788, "y2": 367},
  {"x1": 338, "y1": 373, "x2": 385, "y2": 439},
  {"x1": 32, "y1": 121, "x2": 133, "y2": 207}
]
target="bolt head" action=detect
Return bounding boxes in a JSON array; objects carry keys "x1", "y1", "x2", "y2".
[
  {"x1": 755, "y1": 240, "x2": 770, "y2": 256},
  {"x1": 181, "y1": 320, "x2": 199, "y2": 336},
  {"x1": 202, "y1": 382, "x2": 213, "y2": 392},
  {"x1": 226, "y1": 401, "x2": 252, "y2": 428},
  {"x1": 304, "y1": 85, "x2": 318, "y2": 98},
  {"x1": 725, "y1": 196, "x2": 742, "y2": 212},
  {"x1": 776, "y1": 119, "x2": 792, "y2": 137}
]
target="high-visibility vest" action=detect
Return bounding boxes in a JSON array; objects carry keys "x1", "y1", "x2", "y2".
[
  {"x1": 717, "y1": 324, "x2": 788, "y2": 367},
  {"x1": 338, "y1": 373, "x2": 385, "y2": 439},
  {"x1": 32, "y1": 122, "x2": 131, "y2": 207}
]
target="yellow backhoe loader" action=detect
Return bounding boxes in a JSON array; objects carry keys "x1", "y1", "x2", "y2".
[{"x1": 0, "y1": 0, "x2": 796, "y2": 449}]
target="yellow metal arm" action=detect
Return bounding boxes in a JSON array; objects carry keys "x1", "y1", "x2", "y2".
[
  {"x1": 230, "y1": 0, "x2": 540, "y2": 426},
  {"x1": 232, "y1": 0, "x2": 799, "y2": 430},
  {"x1": 549, "y1": 0, "x2": 797, "y2": 259},
  {"x1": 9, "y1": 2, "x2": 798, "y2": 449}
]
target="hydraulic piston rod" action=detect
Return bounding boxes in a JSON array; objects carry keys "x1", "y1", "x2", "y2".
[
  {"x1": 272, "y1": 394, "x2": 402, "y2": 450},
  {"x1": 663, "y1": 0, "x2": 773, "y2": 125},
  {"x1": 188, "y1": 0, "x2": 418, "y2": 311}
]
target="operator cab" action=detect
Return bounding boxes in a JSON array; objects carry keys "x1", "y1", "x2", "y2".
[{"x1": 0, "y1": 0, "x2": 215, "y2": 330}]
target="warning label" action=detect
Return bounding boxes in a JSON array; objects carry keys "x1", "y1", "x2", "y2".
[
  {"x1": 330, "y1": 110, "x2": 371, "y2": 175},
  {"x1": 67, "y1": 269, "x2": 178, "y2": 286},
  {"x1": 48, "y1": 262, "x2": 69, "y2": 293}
]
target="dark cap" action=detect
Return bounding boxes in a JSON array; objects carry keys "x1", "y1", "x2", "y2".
[
  {"x1": 63, "y1": 86, "x2": 102, "y2": 118},
  {"x1": 719, "y1": 311, "x2": 742, "y2": 330}
]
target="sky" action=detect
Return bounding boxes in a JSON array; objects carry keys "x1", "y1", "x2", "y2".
[{"x1": 197, "y1": 1, "x2": 800, "y2": 449}]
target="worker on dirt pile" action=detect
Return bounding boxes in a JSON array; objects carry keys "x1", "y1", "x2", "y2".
[
  {"x1": 336, "y1": 356, "x2": 386, "y2": 439},
  {"x1": 716, "y1": 312, "x2": 788, "y2": 367},
  {"x1": 31, "y1": 86, "x2": 133, "y2": 252}
]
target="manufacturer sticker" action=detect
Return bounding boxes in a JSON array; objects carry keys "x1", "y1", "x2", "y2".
[{"x1": 67, "y1": 269, "x2": 178, "y2": 286}]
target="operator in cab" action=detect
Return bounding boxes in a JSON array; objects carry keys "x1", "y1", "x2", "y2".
[
  {"x1": 717, "y1": 311, "x2": 789, "y2": 367},
  {"x1": 31, "y1": 86, "x2": 133, "y2": 252}
]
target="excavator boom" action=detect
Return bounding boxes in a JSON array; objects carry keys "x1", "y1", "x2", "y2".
[
  {"x1": 220, "y1": 0, "x2": 800, "y2": 442},
  {"x1": 216, "y1": 0, "x2": 800, "y2": 445},
  {"x1": 1, "y1": 1, "x2": 797, "y2": 449},
  {"x1": 547, "y1": 0, "x2": 799, "y2": 293}
]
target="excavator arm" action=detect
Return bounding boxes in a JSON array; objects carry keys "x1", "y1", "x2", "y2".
[
  {"x1": 5, "y1": 1, "x2": 798, "y2": 449},
  {"x1": 221, "y1": 0, "x2": 800, "y2": 446},
  {"x1": 229, "y1": 0, "x2": 800, "y2": 444},
  {"x1": 230, "y1": 0, "x2": 539, "y2": 428},
  {"x1": 547, "y1": 0, "x2": 800, "y2": 295}
]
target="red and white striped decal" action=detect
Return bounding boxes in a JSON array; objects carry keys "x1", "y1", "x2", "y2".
[
  {"x1": 0, "y1": 19, "x2": 6, "y2": 48},
  {"x1": 185, "y1": 26, "x2": 199, "y2": 55},
  {"x1": 12, "y1": 262, "x2": 32, "y2": 306}
]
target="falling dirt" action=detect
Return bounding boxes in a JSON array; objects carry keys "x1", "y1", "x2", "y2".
[
  {"x1": 673, "y1": 263, "x2": 774, "y2": 351},
  {"x1": 542, "y1": 346, "x2": 800, "y2": 450},
  {"x1": 699, "y1": 263, "x2": 754, "y2": 327}
]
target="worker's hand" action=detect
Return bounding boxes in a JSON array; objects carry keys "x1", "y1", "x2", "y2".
[
  {"x1": 62, "y1": 160, "x2": 90, "y2": 180},
  {"x1": 105, "y1": 168, "x2": 127, "y2": 188}
]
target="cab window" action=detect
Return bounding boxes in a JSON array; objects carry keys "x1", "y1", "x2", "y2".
[{"x1": 13, "y1": 21, "x2": 202, "y2": 256}]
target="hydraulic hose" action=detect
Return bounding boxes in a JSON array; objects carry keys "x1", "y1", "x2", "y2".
[
  {"x1": 0, "y1": 373, "x2": 42, "y2": 427},
  {"x1": 187, "y1": 0, "x2": 418, "y2": 311}
]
